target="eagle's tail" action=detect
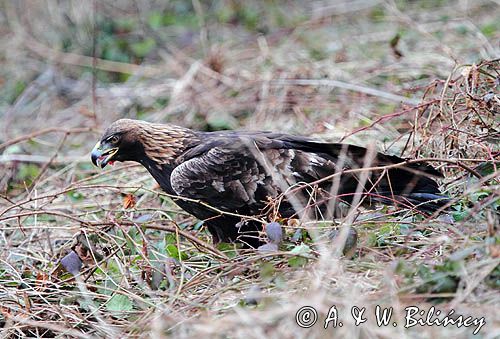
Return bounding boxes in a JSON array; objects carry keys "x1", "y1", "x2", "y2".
[
  {"x1": 371, "y1": 192, "x2": 450, "y2": 213},
  {"x1": 282, "y1": 138, "x2": 450, "y2": 213}
]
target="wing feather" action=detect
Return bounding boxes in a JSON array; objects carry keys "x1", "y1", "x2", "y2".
[{"x1": 171, "y1": 144, "x2": 271, "y2": 213}]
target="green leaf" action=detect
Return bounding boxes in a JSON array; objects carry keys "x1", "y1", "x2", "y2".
[
  {"x1": 78, "y1": 297, "x2": 96, "y2": 311},
  {"x1": 448, "y1": 246, "x2": 477, "y2": 261},
  {"x1": 207, "y1": 118, "x2": 233, "y2": 131},
  {"x1": 378, "y1": 223, "x2": 393, "y2": 236},
  {"x1": 165, "y1": 234, "x2": 177, "y2": 245},
  {"x1": 481, "y1": 22, "x2": 498, "y2": 37},
  {"x1": 470, "y1": 190, "x2": 490, "y2": 203},
  {"x1": 67, "y1": 191, "x2": 84, "y2": 202},
  {"x1": 288, "y1": 244, "x2": 312, "y2": 267},
  {"x1": 259, "y1": 262, "x2": 275, "y2": 281},
  {"x1": 288, "y1": 256, "x2": 308, "y2": 268},
  {"x1": 217, "y1": 242, "x2": 239, "y2": 258},
  {"x1": 5, "y1": 80, "x2": 27, "y2": 104},
  {"x1": 16, "y1": 164, "x2": 40, "y2": 185},
  {"x1": 452, "y1": 210, "x2": 468, "y2": 221},
  {"x1": 130, "y1": 38, "x2": 156, "y2": 58},
  {"x1": 485, "y1": 265, "x2": 500, "y2": 289},
  {"x1": 366, "y1": 232, "x2": 377, "y2": 247},
  {"x1": 431, "y1": 276, "x2": 458, "y2": 293},
  {"x1": 289, "y1": 243, "x2": 311, "y2": 256},
  {"x1": 106, "y1": 294, "x2": 133, "y2": 312},
  {"x1": 102, "y1": 44, "x2": 130, "y2": 63},
  {"x1": 148, "y1": 12, "x2": 163, "y2": 29},
  {"x1": 3, "y1": 145, "x2": 22, "y2": 155},
  {"x1": 114, "y1": 18, "x2": 136, "y2": 32},
  {"x1": 166, "y1": 244, "x2": 188, "y2": 261},
  {"x1": 125, "y1": 227, "x2": 140, "y2": 255}
]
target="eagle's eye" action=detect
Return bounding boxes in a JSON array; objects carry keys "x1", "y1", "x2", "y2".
[{"x1": 107, "y1": 135, "x2": 120, "y2": 144}]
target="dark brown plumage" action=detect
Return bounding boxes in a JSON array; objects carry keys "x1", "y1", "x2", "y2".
[{"x1": 91, "y1": 119, "x2": 448, "y2": 247}]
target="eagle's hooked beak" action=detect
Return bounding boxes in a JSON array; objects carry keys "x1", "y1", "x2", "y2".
[{"x1": 91, "y1": 141, "x2": 118, "y2": 168}]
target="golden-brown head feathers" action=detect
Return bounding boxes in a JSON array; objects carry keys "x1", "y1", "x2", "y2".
[{"x1": 92, "y1": 119, "x2": 197, "y2": 168}]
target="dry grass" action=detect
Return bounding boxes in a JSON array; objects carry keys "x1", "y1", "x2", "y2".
[{"x1": 0, "y1": 1, "x2": 499, "y2": 338}]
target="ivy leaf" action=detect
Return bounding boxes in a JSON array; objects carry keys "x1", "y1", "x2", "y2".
[
  {"x1": 288, "y1": 244, "x2": 312, "y2": 267},
  {"x1": 452, "y1": 210, "x2": 468, "y2": 221},
  {"x1": 166, "y1": 244, "x2": 188, "y2": 261},
  {"x1": 130, "y1": 38, "x2": 156, "y2": 58},
  {"x1": 289, "y1": 243, "x2": 311, "y2": 256},
  {"x1": 106, "y1": 294, "x2": 133, "y2": 313},
  {"x1": 288, "y1": 256, "x2": 308, "y2": 268},
  {"x1": 148, "y1": 12, "x2": 162, "y2": 29},
  {"x1": 16, "y1": 164, "x2": 40, "y2": 185}
]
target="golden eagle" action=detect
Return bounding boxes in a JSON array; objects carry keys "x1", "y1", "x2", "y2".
[{"x1": 91, "y1": 119, "x2": 447, "y2": 247}]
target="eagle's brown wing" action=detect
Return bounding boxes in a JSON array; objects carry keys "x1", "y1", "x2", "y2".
[
  {"x1": 170, "y1": 135, "x2": 295, "y2": 215},
  {"x1": 171, "y1": 132, "x2": 447, "y2": 218}
]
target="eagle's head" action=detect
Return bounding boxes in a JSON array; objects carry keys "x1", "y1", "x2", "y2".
[{"x1": 91, "y1": 119, "x2": 194, "y2": 169}]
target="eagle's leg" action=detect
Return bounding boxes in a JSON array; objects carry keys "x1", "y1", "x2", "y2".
[
  {"x1": 205, "y1": 223, "x2": 226, "y2": 245},
  {"x1": 234, "y1": 220, "x2": 263, "y2": 248},
  {"x1": 205, "y1": 218, "x2": 263, "y2": 248}
]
